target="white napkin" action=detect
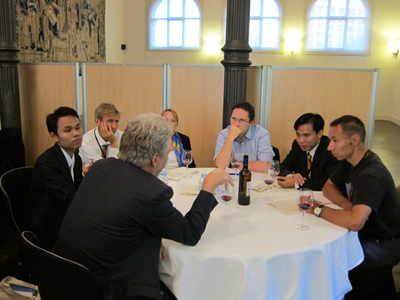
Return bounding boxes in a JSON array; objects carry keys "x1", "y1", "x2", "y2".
[{"x1": 180, "y1": 185, "x2": 199, "y2": 195}]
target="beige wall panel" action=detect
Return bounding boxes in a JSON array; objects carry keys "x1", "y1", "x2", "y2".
[
  {"x1": 269, "y1": 69, "x2": 374, "y2": 159},
  {"x1": 85, "y1": 65, "x2": 163, "y2": 131},
  {"x1": 247, "y1": 67, "x2": 261, "y2": 124},
  {"x1": 19, "y1": 64, "x2": 76, "y2": 166},
  {"x1": 170, "y1": 67, "x2": 224, "y2": 167}
]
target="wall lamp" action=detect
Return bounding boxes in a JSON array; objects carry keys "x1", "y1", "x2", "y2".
[{"x1": 388, "y1": 40, "x2": 400, "y2": 54}]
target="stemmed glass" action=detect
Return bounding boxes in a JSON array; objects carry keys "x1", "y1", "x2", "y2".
[
  {"x1": 231, "y1": 153, "x2": 242, "y2": 181},
  {"x1": 218, "y1": 184, "x2": 233, "y2": 220},
  {"x1": 271, "y1": 160, "x2": 280, "y2": 191},
  {"x1": 181, "y1": 150, "x2": 193, "y2": 179},
  {"x1": 296, "y1": 188, "x2": 313, "y2": 231},
  {"x1": 263, "y1": 165, "x2": 277, "y2": 203}
]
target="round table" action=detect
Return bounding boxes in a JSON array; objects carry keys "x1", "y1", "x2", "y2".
[{"x1": 159, "y1": 168, "x2": 364, "y2": 300}]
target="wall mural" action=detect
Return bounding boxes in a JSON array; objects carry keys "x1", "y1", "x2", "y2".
[{"x1": 15, "y1": 0, "x2": 105, "y2": 62}]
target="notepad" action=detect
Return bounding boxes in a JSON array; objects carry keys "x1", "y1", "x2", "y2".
[{"x1": 267, "y1": 199, "x2": 299, "y2": 216}]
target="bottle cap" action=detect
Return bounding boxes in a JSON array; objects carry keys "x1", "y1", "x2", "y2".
[
  {"x1": 201, "y1": 173, "x2": 206, "y2": 178},
  {"x1": 160, "y1": 169, "x2": 167, "y2": 175}
]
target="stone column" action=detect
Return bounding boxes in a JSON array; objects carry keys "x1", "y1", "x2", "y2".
[
  {"x1": 221, "y1": 0, "x2": 252, "y2": 128},
  {"x1": 0, "y1": 0, "x2": 22, "y2": 129}
]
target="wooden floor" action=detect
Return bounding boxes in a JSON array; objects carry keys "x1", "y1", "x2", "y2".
[{"x1": 1, "y1": 120, "x2": 399, "y2": 266}]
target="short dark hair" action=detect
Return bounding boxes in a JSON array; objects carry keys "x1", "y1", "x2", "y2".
[
  {"x1": 231, "y1": 102, "x2": 255, "y2": 122},
  {"x1": 294, "y1": 113, "x2": 325, "y2": 133},
  {"x1": 330, "y1": 115, "x2": 366, "y2": 143},
  {"x1": 46, "y1": 107, "x2": 80, "y2": 136}
]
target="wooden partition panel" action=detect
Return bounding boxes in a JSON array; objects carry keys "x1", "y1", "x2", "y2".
[
  {"x1": 85, "y1": 65, "x2": 163, "y2": 131},
  {"x1": 19, "y1": 64, "x2": 76, "y2": 166},
  {"x1": 247, "y1": 67, "x2": 261, "y2": 124},
  {"x1": 170, "y1": 66, "x2": 224, "y2": 167},
  {"x1": 268, "y1": 68, "x2": 374, "y2": 159}
]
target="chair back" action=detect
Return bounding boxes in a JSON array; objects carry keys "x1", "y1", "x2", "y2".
[
  {"x1": 20, "y1": 231, "x2": 102, "y2": 300},
  {"x1": 0, "y1": 166, "x2": 33, "y2": 233},
  {"x1": 272, "y1": 146, "x2": 280, "y2": 163}
]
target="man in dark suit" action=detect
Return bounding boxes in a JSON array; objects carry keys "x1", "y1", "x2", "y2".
[
  {"x1": 28, "y1": 107, "x2": 85, "y2": 250},
  {"x1": 54, "y1": 113, "x2": 232, "y2": 300},
  {"x1": 277, "y1": 113, "x2": 339, "y2": 191}
]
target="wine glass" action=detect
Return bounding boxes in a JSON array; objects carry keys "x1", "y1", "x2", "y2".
[
  {"x1": 296, "y1": 188, "x2": 314, "y2": 231},
  {"x1": 218, "y1": 184, "x2": 233, "y2": 220},
  {"x1": 271, "y1": 160, "x2": 280, "y2": 191},
  {"x1": 231, "y1": 153, "x2": 242, "y2": 181},
  {"x1": 262, "y1": 165, "x2": 277, "y2": 203},
  {"x1": 181, "y1": 150, "x2": 193, "y2": 179}
]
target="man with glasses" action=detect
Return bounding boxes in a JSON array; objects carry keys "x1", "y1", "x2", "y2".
[{"x1": 214, "y1": 102, "x2": 274, "y2": 173}]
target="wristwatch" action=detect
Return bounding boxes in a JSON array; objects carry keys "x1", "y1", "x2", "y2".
[{"x1": 314, "y1": 205, "x2": 324, "y2": 217}]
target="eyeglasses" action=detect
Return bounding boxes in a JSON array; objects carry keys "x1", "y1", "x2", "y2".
[{"x1": 230, "y1": 117, "x2": 250, "y2": 124}]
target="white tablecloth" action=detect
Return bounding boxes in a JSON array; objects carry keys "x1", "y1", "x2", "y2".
[{"x1": 159, "y1": 168, "x2": 364, "y2": 300}]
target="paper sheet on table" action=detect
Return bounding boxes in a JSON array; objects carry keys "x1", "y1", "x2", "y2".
[
  {"x1": 268, "y1": 199, "x2": 299, "y2": 216},
  {"x1": 180, "y1": 185, "x2": 199, "y2": 195},
  {"x1": 168, "y1": 167, "x2": 199, "y2": 177}
]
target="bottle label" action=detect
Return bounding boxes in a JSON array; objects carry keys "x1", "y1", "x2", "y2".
[{"x1": 246, "y1": 181, "x2": 251, "y2": 197}]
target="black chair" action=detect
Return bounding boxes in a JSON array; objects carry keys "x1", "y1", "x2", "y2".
[
  {"x1": 20, "y1": 231, "x2": 102, "y2": 300},
  {"x1": 272, "y1": 146, "x2": 280, "y2": 163},
  {"x1": 0, "y1": 166, "x2": 34, "y2": 233}
]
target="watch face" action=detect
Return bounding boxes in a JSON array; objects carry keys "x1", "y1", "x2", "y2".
[{"x1": 315, "y1": 207, "x2": 321, "y2": 216}]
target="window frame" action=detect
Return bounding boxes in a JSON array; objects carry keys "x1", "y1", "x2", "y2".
[
  {"x1": 149, "y1": 0, "x2": 202, "y2": 50},
  {"x1": 303, "y1": 0, "x2": 371, "y2": 55}
]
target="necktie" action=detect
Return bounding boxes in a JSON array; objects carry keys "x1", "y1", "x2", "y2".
[
  {"x1": 102, "y1": 144, "x2": 108, "y2": 158},
  {"x1": 307, "y1": 152, "x2": 312, "y2": 179}
]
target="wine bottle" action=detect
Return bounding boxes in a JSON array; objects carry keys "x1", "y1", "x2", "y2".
[{"x1": 238, "y1": 155, "x2": 251, "y2": 206}]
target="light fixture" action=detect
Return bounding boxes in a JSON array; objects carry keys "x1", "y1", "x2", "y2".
[
  {"x1": 203, "y1": 34, "x2": 221, "y2": 55},
  {"x1": 388, "y1": 40, "x2": 400, "y2": 54},
  {"x1": 284, "y1": 31, "x2": 302, "y2": 53}
]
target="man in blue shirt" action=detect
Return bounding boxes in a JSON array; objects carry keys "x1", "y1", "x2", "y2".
[{"x1": 214, "y1": 102, "x2": 274, "y2": 173}]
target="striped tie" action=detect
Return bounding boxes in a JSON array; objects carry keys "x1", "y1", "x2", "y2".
[{"x1": 307, "y1": 152, "x2": 312, "y2": 179}]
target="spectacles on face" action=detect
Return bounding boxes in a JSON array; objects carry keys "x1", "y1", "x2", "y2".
[{"x1": 230, "y1": 117, "x2": 250, "y2": 125}]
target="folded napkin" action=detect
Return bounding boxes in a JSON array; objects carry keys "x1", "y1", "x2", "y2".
[
  {"x1": 180, "y1": 185, "x2": 199, "y2": 195},
  {"x1": 167, "y1": 167, "x2": 199, "y2": 177}
]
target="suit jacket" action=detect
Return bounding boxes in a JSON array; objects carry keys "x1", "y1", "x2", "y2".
[
  {"x1": 178, "y1": 131, "x2": 196, "y2": 168},
  {"x1": 28, "y1": 143, "x2": 83, "y2": 250},
  {"x1": 280, "y1": 135, "x2": 339, "y2": 191},
  {"x1": 54, "y1": 158, "x2": 217, "y2": 300}
]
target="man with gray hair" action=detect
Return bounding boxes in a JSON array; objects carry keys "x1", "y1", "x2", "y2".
[
  {"x1": 54, "y1": 113, "x2": 232, "y2": 300},
  {"x1": 79, "y1": 102, "x2": 123, "y2": 165}
]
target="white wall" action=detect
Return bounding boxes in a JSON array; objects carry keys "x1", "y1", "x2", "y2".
[{"x1": 105, "y1": 0, "x2": 124, "y2": 63}]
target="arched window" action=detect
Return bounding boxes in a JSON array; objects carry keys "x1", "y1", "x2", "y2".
[
  {"x1": 149, "y1": 0, "x2": 201, "y2": 49},
  {"x1": 249, "y1": 0, "x2": 282, "y2": 50},
  {"x1": 306, "y1": 0, "x2": 369, "y2": 52}
]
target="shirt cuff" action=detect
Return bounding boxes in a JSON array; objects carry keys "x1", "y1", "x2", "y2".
[{"x1": 108, "y1": 147, "x2": 119, "y2": 158}]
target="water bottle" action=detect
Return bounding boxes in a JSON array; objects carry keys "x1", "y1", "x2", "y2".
[
  {"x1": 159, "y1": 168, "x2": 168, "y2": 184},
  {"x1": 198, "y1": 173, "x2": 206, "y2": 191}
]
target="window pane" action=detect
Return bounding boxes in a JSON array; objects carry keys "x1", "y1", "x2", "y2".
[
  {"x1": 249, "y1": 20, "x2": 260, "y2": 47},
  {"x1": 155, "y1": 0, "x2": 167, "y2": 18},
  {"x1": 310, "y1": 0, "x2": 328, "y2": 17},
  {"x1": 169, "y1": 20, "x2": 182, "y2": 46},
  {"x1": 250, "y1": 0, "x2": 261, "y2": 17},
  {"x1": 184, "y1": 19, "x2": 199, "y2": 47},
  {"x1": 154, "y1": 20, "x2": 167, "y2": 47},
  {"x1": 185, "y1": 0, "x2": 199, "y2": 18},
  {"x1": 328, "y1": 20, "x2": 344, "y2": 48},
  {"x1": 261, "y1": 19, "x2": 279, "y2": 47},
  {"x1": 170, "y1": 0, "x2": 183, "y2": 17},
  {"x1": 307, "y1": 19, "x2": 327, "y2": 48},
  {"x1": 346, "y1": 19, "x2": 365, "y2": 50},
  {"x1": 349, "y1": 0, "x2": 366, "y2": 17},
  {"x1": 263, "y1": 0, "x2": 279, "y2": 17},
  {"x1": 330, "y1": 0, "x2": 346, "y2": 17}
]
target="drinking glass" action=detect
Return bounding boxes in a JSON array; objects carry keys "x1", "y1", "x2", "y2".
[
  {"x1": 271, "y1": 160, "x2": 280, "y2": 191},
  {"x1": 230, "y1": 153, "x2": 242, "y2": 181},
  {"x1": 296, "y1": 188, "x2": 313, "y2": 231},
  {"x1": 181, "y1": 150, "x2": 193, "y2": 179},
  {"x1": 262, "y1": 165, "x2": 276, "y2": 203},
  {"x1": 218, "y1": 184, "x2": 233, "y2": 220}
]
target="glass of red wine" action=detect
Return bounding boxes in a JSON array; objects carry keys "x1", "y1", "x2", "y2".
[
  {"x1": 271, "y1": 160, "x2": 280, "y2": 191},
  {"x1": 296, "y1": 188, "x2": 313, "y2": 231},
  {"x1": 231, "y1": 153, "x2": 241, "y2": 181},
  {"x1": 181, "y1": 150, "x2": 193, "y2": 179},
  {"x1": 263, "y1": 165, "x2": 276, "y2": 203},
  {"x1": 218, "y1": 184, "x2": 233, "y2": 220}
]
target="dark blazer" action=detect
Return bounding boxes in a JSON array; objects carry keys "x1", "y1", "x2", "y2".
[
  {"x1": 54, "y1": 158, "x2": 216, "y2": 300},
  {"x1": 178, "y1": 131, "x2": 196, "y2": 168},
  {"x1": 28, "y1": 143, "x2": 83, "y2": 250},
  {"x1": 280, "y1": 135, "x2": 339, "y2": 191}
]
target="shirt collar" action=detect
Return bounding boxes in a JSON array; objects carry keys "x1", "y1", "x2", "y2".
[
  {"x1": 308, "y1": 141, "x2": 320, "y2": 159},
  {"x1": 60, "y1": 146, "x2": 75, "y2": 168}
]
